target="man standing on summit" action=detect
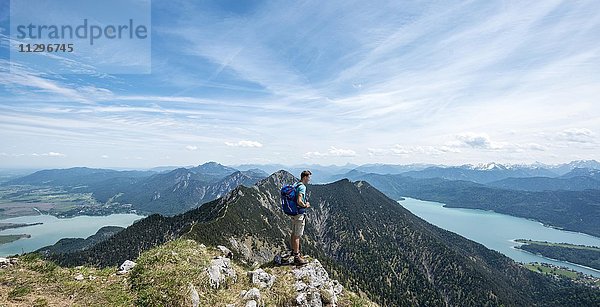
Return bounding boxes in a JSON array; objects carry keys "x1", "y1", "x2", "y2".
[{"x1": 291, "y1": 170, "x2": 311, "y2": 265}]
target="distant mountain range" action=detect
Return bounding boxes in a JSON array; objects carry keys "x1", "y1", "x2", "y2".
[
  {"x1": 86, "y1": 167, "x2": 268, "y2": 215},
  {"x1": 487, "y1": 167, "x2": 600, "y2": 191},
  {"x1": 232, "y1": 159, "x2": 600, "y2": 183},
  {"x1": 3, "y1": 162, "x2": 269, "y2": 216},
  {"x1": 548, "y1": 160, "x2": 600, "y2": 176},
  {"x1": 232, "y1": 162, "x2": 435, "y2": 182},
  {"x1": 4, "y1": 167, "x2": 155, "y2": 186},
  {"x1": 397, "y1": 163, "x2": 558, "y2": 183},
  {"x1": 8, "y1": 159, "x2": 596, "y2": 188},
  {"x1": 560, "y1": 167, "x2": 600, "y2": 180},
  {"x1": 3, "y1": 160, "x2": 599, "y2": 225},
  {"x1": 233, "y1": 163, "x2": 359, "y2": 183},
  {"x1": 41, "y1": 171, "x2": 600, "y2": 306}
]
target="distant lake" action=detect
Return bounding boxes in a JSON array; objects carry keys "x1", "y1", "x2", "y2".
[
  {"x1": 398, "y1": 197, "x2": 600, "y2": 278},
  {"x1": 0, "y1": 214, "x2": 145, "y2": 257}
]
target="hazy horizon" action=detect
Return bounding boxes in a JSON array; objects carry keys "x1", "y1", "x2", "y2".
[{"x1": 1, "y1": 159, "x2": 598, "y2": 172}]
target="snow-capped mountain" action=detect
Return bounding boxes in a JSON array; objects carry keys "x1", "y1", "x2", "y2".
[
  {"x1": 461, "y1": 162, "x2": 509, "y2": 171},
  {"x1": 549, "y1": 160, "x2": 600, "y2": 175}
]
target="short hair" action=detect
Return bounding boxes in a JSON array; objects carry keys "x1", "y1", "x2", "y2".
[{"x1": 300, "y1": 170, "x2": 312, "y2": 180}]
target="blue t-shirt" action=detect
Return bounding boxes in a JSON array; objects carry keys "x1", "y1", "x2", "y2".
[{"x1": 295, "y1": 182, "x2": 307, "y2": 204}]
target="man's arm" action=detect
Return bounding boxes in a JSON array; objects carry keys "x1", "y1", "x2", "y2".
[
  {"x1": 297, "y1": 193, "x2": 310, "y2": 208},
  {"x1": 296, "y1": 186, "x2": 310, "y2": 208}
]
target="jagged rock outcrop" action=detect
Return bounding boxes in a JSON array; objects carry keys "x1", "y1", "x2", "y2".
[
  {"x1": 0, "y1": 257, "x2": 18, "y2": 269},
  {"x1": 207, "y1": 256, "x2": 237, "y2": 289},
  {"x1": 248, "y1": 268, "x2": 276, "y2": 288},
  {"x1": 117, "y1": 259, "x2": 136, "y2": 274},
  {"x1": 293, "y1": 259, "x2": 344, "y2": 307}
]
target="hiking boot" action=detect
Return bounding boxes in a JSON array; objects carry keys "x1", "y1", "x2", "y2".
[{"x1": 293, "y1": 253, "x2": 308, "y2": 265}]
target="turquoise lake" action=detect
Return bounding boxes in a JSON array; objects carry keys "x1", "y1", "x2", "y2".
[
  {"x1": 398, "y1": 197, "x2": 600, "y2": 278},
  {"x1": 0, "y1": 213, "x2": 145, "y2": 257}
]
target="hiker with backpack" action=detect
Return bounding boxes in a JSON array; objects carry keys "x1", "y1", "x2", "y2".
[{"x1": 280, "y1": 170, "x2": 312, "y2": 265}]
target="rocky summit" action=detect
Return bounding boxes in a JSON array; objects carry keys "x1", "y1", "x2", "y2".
[{"x1": 0, "y1": 238, "x2": 375, "y2": 306}]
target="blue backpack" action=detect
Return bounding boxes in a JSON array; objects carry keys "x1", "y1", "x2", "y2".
[{"x1": 280, "y1": 182, "x2": 305, "y2": 216}]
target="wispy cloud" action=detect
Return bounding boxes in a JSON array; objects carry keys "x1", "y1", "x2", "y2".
[
  {"x1": 557, "y1": 128, "x2": 595, "y2": 143},
  {"x1": 304, "y1": 146, "x2": 357, "y2": 158},
  {"x1": 1, "y1": 152, "x2": 66, "y2": 157},
  {"x1": 224, "y1": 140, "x2": 263, "y2": 148},
  {"x1": 33, "y1": 152, "x2": 65, "y2": 157},
  {"x1": 368, "y1": 144, "x2": 460, "y2": 157}
]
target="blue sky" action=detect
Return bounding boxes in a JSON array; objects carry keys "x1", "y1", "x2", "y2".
[{"x1": 0, "y1": 0, "x2": 599, "y2": 169}]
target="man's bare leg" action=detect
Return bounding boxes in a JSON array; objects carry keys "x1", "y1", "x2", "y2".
[
  {"x1": 291, "y1": 234, "x2": 300, "y2": 254},
  {"x1": 291, "y1": 235, "x2": 307, "y2": 265}
]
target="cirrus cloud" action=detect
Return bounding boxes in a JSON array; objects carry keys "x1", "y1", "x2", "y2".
[
  {"x1": 304, "y1": 146, "x2": 357, "y2": 158},
  {"x1": 369, "y1": 144, "x2": 461, "y2": 157},
  {"x1": 32, "y1": 151, "x2": 65, "y2": 157},
  {"x1": 225, "y1": 140, "x2": 263, "y2": 148},
  {"x1": 557, "y1": 128, "x2": 595, "y2": 143}
]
